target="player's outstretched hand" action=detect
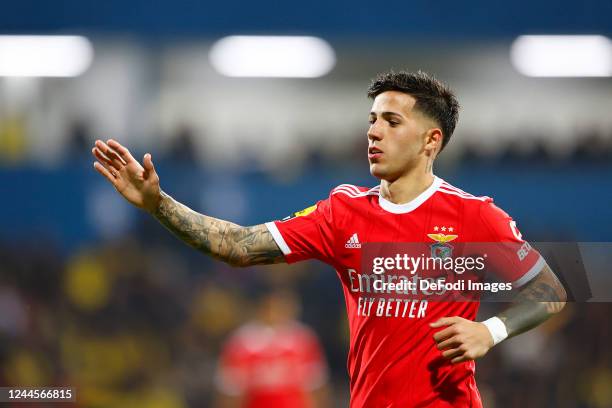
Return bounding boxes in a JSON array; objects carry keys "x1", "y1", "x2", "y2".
[
  {"x1": 430, "y1": 316, "x2": 494, "y2": 364},
  {"x1": 92, "y1": 139, "x2": 161, "y2": 213}
]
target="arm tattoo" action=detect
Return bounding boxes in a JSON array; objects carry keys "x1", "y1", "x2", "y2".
[
  {"x1": 497, "y1": 264, "x2": 567, "y2": 338},
  {"x1": 152, "y1": 191, "x2": 284, "y2": 266}
]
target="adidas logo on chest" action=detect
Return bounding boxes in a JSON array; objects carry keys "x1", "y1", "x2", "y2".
[{"x1": 345, "y1": 233, "x2": 361, "y2": 249}]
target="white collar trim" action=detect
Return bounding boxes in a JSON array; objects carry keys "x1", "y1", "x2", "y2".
[{"x1": 378, "y1": 176, "x2": 443, "y2": 214}]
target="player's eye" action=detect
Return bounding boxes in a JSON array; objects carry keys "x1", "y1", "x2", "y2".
[
  {"x1": 389, "y1": 121, "x2": 399, "y2": 127},
  {"x1": 368, "y1": 118, "x2": 376, "y2": 125}
]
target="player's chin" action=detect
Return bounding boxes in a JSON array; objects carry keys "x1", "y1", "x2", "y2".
[{"x1": 369, "y1": 163, "x2": 387, "y2": 179}]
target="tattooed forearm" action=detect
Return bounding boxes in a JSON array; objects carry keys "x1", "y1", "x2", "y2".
[
  {"x1": 497, "y1": 264, "x2": 566, "y2": 338},
  {"x1": 225, "y1": 223, "x2": 285, "y2": 266},
  {"x1": 152, "y1": 191, "x2": 284, "y2": 266}
]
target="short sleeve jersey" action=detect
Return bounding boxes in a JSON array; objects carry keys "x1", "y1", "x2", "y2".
[{"x1": 265, "y1": 176, "x2": 545, "y2": 408}]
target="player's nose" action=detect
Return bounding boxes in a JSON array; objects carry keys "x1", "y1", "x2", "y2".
[{"x1": 368, "y1": 125, "x2": 383, "y2": 141}]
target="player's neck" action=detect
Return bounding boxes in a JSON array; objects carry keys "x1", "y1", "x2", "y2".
[{"x1": 379, "y1": 169, "x2": 435, "y2": 205}]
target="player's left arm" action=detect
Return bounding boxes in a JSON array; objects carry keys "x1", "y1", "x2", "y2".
[{"x1": 432, "y1": 263, "x2": 566, "y2": 364}]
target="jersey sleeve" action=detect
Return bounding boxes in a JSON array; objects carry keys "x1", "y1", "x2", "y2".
[
  {"x1": 265, "y1": 195, "x2": 336, "y2": 264},
  {"x1": 478, "y1": 201, "x2": 546, "y2": 287}
]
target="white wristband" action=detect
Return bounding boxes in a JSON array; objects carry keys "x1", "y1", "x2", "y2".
[{"x1": 481, "y1": 317, "x2": 508, "y2": 346}]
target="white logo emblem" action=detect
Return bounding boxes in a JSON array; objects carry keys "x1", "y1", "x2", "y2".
[{"x1": 345, "y1": 233, "x2": 361, "y2": 249}]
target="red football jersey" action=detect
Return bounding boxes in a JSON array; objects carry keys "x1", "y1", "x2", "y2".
[
  {"x1": 215, "y1": 322, "x2": 328, "y2": 408},
  {"x1": 265, "y1": 176, "x2": 545, "y2": 407}
]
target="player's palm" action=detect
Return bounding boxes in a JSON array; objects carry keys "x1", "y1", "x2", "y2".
[
  {"x1": 114, "y1": 160, "x2": 156, "y2": 206},
  {"x1": 92, "y1": 139, "x2": 161, "y2": 213}
]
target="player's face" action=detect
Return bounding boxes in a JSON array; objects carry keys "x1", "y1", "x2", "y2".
[{"x1": 367, "y1": 91, "x2": 435, "y2": 181}]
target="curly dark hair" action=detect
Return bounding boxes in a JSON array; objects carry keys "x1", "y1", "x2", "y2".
[{"x1": 367, "y1": 70, "x2": 460, "y2": 151}]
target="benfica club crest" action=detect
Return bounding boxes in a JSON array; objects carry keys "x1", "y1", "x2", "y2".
[{"x1": 427, "y1": 233, "x2": 458, "y2": 259}]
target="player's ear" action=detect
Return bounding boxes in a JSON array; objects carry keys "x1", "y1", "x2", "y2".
[{"x1": 425, "y1": 128, "x2": 443, "y2": 156}]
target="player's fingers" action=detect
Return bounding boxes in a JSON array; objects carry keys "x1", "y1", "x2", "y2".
[
  {"x1": 430, "y1": 317, "x2": 460, "y2": 328},
  {"x1": 451, "y1": 355, "x2": 470, "y2": 364},
  {"x1": 91, "y1": 146, "x2": 109, "y2": 163},
  {"x1": 442, "y1": 347, "x2": 464, "y2": 359},
  {"x1": 95, "y1": 140, "x2": 127, "y2": 165},
  {"x1": 93, "y1": 161, "x2": 117, "y2": 185},
  {"x1": 433, "y1": 326, "x2": 456, "y2": 343},
  {"x1": 143, "y1": 153, "x2": 156, "y2": 176},
  {"x1": 92, "y1": 147, "x2": 122, "y2": 171},
  {"x1": 94, "y1": 157, "x2": 117, "y2": 177},
  {"x1": 436, "y1": 336, "x2": 462, "y2": 350},
  {"x1": 107, "y1": 139, "x2": 136, "y2": 164}
]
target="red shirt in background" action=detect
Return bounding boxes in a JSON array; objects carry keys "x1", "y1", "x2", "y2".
[{"x1": 216, "y1": 321, "x2": 328, "y2": 408}]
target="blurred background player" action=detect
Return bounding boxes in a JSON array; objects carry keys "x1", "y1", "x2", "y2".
[{"x1": 214, "y1": 285, "x2": 330, "y2": 408}]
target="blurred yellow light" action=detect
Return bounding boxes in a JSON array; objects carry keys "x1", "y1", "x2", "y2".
[
  {"x1": 511, "y1": 35, "x2": 612, "y2": 77},
  {"x1": 209, "y1": 35, "x2": 336, "y2": 78},
  {"x1": 0, "y1": 35, "x2": 93, "y2": 77}
]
